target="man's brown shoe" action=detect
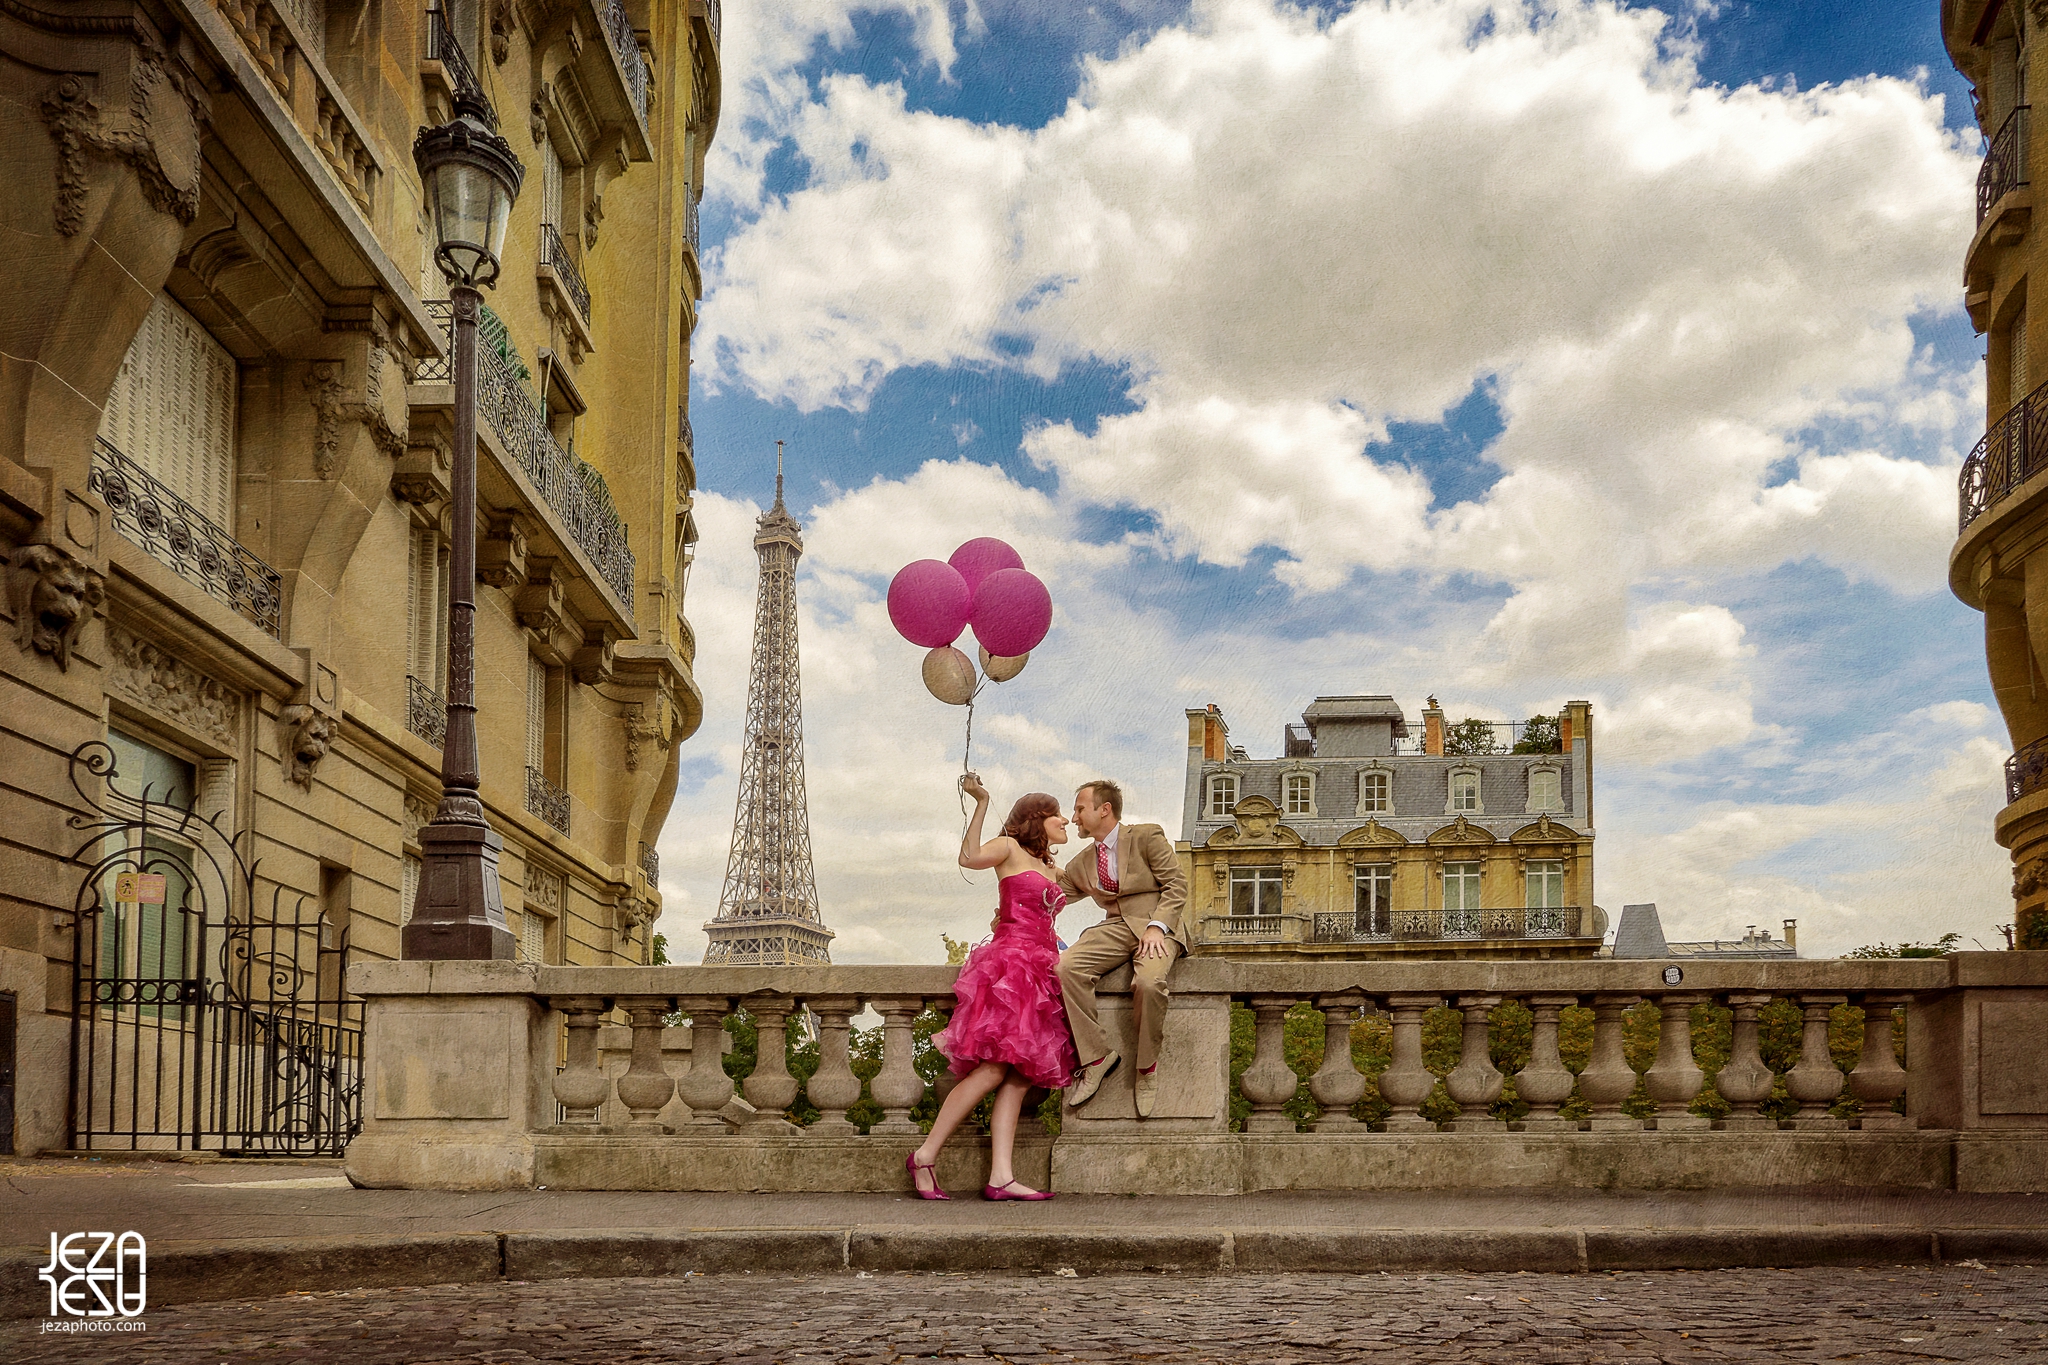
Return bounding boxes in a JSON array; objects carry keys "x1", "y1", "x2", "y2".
[
  {"x1": 1067, "y1": 1051, "x2": 1121, "y2": 1107},
  {"x1": 1134, "y1": 1066, "x2": 1158, "y2": 1118}
]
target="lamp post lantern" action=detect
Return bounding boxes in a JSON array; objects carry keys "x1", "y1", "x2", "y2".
[{"x1": 403, "y1": 92, "x2": 524, "y2": 961}]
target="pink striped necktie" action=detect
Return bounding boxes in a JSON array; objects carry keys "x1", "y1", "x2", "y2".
[{"x1": 1096, "y1": 841, "x2": 1118, "y2": 894}]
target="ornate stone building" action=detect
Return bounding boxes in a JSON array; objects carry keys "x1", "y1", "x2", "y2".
[
  {"x1": 0, "y1": 0, "x2": 717, "y2": 1153},
  {"x1": 1178, "y1": 696, "x2": 1603, "y2": 959},
  {"x1": 1946, "y1": 0, "x2": 2048, "y2": 950}
]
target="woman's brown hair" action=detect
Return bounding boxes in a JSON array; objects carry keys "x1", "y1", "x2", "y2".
[{"x1": 1001, "y1": 792, "x2": 1062, "y2": 860}]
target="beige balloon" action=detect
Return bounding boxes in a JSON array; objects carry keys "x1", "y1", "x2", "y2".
[
  {"x1": 922, "y1": 645, "x2": 977, "y2": 705},
  {"x1": 978, "y1": 647, "x2": 1029, "y2": 682}
]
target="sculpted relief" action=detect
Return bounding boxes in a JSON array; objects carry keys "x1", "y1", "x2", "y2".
[
  {"x1": 4, "y1": 542, "x2": 105, "y2": 671},
  {"x1": 105, "y1": 622, "x2": 238, "y2": 747},
  {"x1": 278, "y1": 704, "x2": 338, "y2": 789}
]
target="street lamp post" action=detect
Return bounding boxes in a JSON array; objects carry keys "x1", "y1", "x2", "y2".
[{"x1": 403, "y1": 92, "x2": 524, "y2": 962}]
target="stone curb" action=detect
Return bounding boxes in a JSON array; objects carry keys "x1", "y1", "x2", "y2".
[{"x1": 4, "y1": 1225, "x2": 2047, "y2": 1321}]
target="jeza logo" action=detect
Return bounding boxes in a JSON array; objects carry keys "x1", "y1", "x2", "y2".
[{"x1": 36, "y1": 1232, "x2": 146, "y2": 1318}]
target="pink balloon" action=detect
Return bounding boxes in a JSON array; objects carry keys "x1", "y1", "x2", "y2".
[
  {"x1": 969, "y1": 568, "x2": 1052, "y2": 658},
  {"x1": 888, "y1": 559, "x2": 972, "y2": 648},
  {"x1": 948, "y1": 537, "x2": 1026, "y2": 594}
]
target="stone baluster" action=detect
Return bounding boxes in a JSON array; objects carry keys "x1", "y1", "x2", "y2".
[
  {"x1": 673, "y1": 995, "x2": 735, "y2": 1128},
  {"x1": 551, "y1": 996, "x2": 611, "y2": 1130},
  {"x1": 1518, "y1": 995, "x2": 1580, "y2": 1131},
  {"x1": 1307, "y1": 992, "x2": 1367, "y2": 1129},
  {"x1": 1444, "y1": 995, "x2": 1505, "y2": 1131},
  {"x1": 740, "y1": 995, "x2": 803, "y2": 1134},
  {"x1": 1849, "y1": 995, "x2": 1913, "y2": 1130},
  {"x1": 869, "y1": 997, "x2": 928, "y2": 1134},
  {"x1": 614, "y1": 996, "x2": 678, "y2": 1132},
  {"x1": 1643, "y1": 993, "x2": 1710, "y2": 1130},
  {"x1": 1579, "y1": 995, "x2": 1643, "y2": 1131},
  {"x1": 806, "y1": 997, "x2": 864, "y2": 1135},
  {"x1": 1377, "y1": 994, "x2": 1441, "y2": 1131},
  {"x1": 1240, "y1": 995, "x2": 1301, "y2": 1132},
  {"x1": 1785, "y1": 994, "x2": 1849, "y2": 1130},
  {"x1": 1714, "y1": 994, "x2": 1778, "y2": 1131}
]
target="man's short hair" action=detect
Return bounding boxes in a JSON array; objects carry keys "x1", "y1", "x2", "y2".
[{"x1": 1077, "y1": 778, "x2": 1124, "y2": 819}]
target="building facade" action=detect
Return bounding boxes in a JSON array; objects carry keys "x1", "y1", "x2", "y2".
[
  {"x1": 1946, "y1": 1, "x2": 2048, "y2": 950},
  {"x1": 1179, "y1": 696, "x2": 1602, "y2": 959},
  {"x1": 0, "y1": 0, "x2": 717, "y2": 1154}
]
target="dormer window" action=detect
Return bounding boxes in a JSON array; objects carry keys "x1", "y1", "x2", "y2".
[
  {"x1": 1448, "y1": 768, "x2": 1481, "y2": 814},
  {"x1": 1284, "y1": 771, "x2": 1315, "y2": 816},
  {"x1": 1358, "y1": 769, "x2": 1391, "y2": 815},
  {"x1": 1207, "y1": 772, "x2": 1239, "y2": 818},
  {"x1": 1528, "y1": 767, "x2": 1562, "y2": 813}
]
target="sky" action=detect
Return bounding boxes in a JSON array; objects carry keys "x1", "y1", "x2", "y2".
[{"x1": 651, "y1": 0, "x2": 2013, "y2": 963}]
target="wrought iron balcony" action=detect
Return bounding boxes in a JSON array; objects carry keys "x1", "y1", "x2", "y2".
[
  {"x1": 2007, "y1": 738, "x2": 2048, "y2": 805},
  {"x1": 638, "y1": 841, "x2": 659, "y2": 882},
  {"x1": 88, "y1": 438, "x2": 284, "y2": 637},
  {"x1": 417, "y1": 301, "x2": 636, "y2": 607},
  {"x1": 1959, "y1": 379, "x2": 2048, "y2": 532},
  {"x1": 540, "y1": 223, "x2": 590, "y2": 324},
  {"x1": 1979, "y1": 105, "x2": 2029, "y2": 225},
  {"x1": 406, "y1": 674, "x2": 447, "y2": 748},
  {"x1": 599, "y1": 0, "x2": 649, "y2": 129},
  {"x1": 685, "y1": 192, "x2": 700, "y2": 259},
  {"x1": 527, "y1": 766, "x2": 570, "y2": 834},
  {"x1": 424, "y1": 0, "x2": 493, "y2": 122},
  {"x1": 1312, "y1": 906, "x2": 1589, "y2": 943}
]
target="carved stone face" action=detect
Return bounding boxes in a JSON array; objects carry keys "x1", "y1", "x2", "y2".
[
  {"x1": 6, "y1": 543, "x2": 105, "y2": 672},
  {"x1": 280, "y1": 705, "x2": 339, "y2": 789}
]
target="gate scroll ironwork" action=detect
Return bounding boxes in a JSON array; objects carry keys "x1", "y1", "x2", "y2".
[{"x1": 62, "y1": 740, "x2": 363, "y2": 1155}]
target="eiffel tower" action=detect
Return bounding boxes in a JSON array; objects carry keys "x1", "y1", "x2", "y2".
[{"x1": 704, "y1": 442, "x2": 835, "y2": 965}]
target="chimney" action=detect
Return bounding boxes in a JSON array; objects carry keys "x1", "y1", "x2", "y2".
[
  {"x1": 1423, "y1": 695, "x2": 1444, "y2": 756},
  {"x1": 1782, "y1": 918, "x2": 1798, "y2": 952},
  {"x1": 1190, "y1": 704, "x2": 1230, "y2": 761}
]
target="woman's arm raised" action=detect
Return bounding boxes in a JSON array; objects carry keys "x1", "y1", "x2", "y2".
[{"x1": 958, "y1": 772, "x2": 1015, "y2": 870}]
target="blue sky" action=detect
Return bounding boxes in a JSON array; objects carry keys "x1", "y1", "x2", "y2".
[{"x1": 656, "y1": 0, "x2": 2010, "y2": 962}]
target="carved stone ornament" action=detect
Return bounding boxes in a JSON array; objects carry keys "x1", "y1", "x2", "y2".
[
  {"x1": 530, "y1": 92, "x2": 548, "y2": 147},
  {"x1": 3, "y1": 542, "x2": 105, "y2": 671},
  {"x1": 39, "y1": 30, "x2": 205, "y2": 238},
  {"x1": 278, "y1": 704, "x2": 337, "y2": 789},
  {"x1": 622, "y1": 690, "x2": 676, "y2": 772},
  {"x1": 490, "y1": 0, "x2": 516, "y2": 64},
  {"x1": 304, "y1": 362, "x2": 346, "y2": 478},
  {"x1": 105, "y1": 622, "x2": 237, "y2": 747},
  {"x1": 306, "y1": 350, "x2": 406, "y2": 478},
  {"x1": 401, "y1": 791, "x2": 434, "y2": 845},
  {"x1": 2016, "y1": 856, "x2": 2048, "y2": 900}
]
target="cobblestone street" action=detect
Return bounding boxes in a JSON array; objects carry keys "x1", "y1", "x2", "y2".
[{"x1": 8, "y1": 1265, "x2": 2047, "y2": 1363}]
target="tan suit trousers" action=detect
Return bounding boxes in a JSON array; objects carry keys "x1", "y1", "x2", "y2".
[{"x1": 1057, "y1": 916, "x2": 1182, "y2": 1076}]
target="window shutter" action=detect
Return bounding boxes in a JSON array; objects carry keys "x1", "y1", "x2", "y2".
[
  {"x1": 527, "y1": 654, "x2": 546, "y2": 773},
  {"x1": 401, "y1": 853, "x2": 422, "y2": 926},
  {"x1": 2014, "y1": 308, "x2": 2029, "y2": 409},
  {"x1": 98, "y1": 293, "x2": 237, "y2": 530},
  {"x1": 521, "y1": 911, "x2": 546, "y2": 963},
  {"x1": 542, "y1": 139, "x2": 564, "y2": 229}
]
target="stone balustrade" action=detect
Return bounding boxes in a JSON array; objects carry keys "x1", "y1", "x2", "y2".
[{"x1": 343, "y1": 954, "x2": 2048, "y2": 1195}]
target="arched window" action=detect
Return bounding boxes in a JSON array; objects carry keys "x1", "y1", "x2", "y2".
[
  {"x1": 1527, "y1": 768, "x2": 1562, "y2": 813},
  {"x1": 1358, "y1": 769, "x2": 1390, "y2": 815},
  {"x1": 1448, "y1": 768, "x2": 1481, "y2": 814}
]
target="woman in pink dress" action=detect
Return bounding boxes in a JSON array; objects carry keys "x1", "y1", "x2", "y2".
[{"x1": 908, "y1": 774, "x2": 1078, "y2": 1201}]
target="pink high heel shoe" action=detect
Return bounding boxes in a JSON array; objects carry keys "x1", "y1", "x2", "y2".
[
  {"x1": 981, "y1": 1180, "x2": 1055, "y2": 1202},
  {"x1": 907, "y1": 1151, "x2": 950, "y2": 1200}
]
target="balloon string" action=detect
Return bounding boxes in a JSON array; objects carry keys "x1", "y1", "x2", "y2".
[{"x1": 957, "y1": 677, "x2": 987, "y2": 884}]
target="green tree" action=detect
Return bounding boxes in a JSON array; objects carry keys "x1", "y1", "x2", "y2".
[
  {"x1": 1443, "y1": 718, "x2": 1505, "y2": 755},
  {"x1": 651, "y1": 932, "x2": 670, "y2": 965},
  {"x1": 1512, "y1": 714, "x2": 1561, "y2": 754},
  {"x1": 1847, "y1": 933, "x2": 1962, "y2": 959}
]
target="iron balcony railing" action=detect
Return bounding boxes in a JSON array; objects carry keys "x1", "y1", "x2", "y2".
[
  {"x1": 1959, "y1": 378, "x2": 2048, "y2": 532},
  {"x1": 424, "y1": 0, "x2": 495, "y2": 126},
  {"x1": 638, "y1": 841, "x2": 659, "y2": 882},
  {"x1": 697, "y1": 0, "x2": 719, "y2": 46},
  {"x1": 88, "y1": 438, "x2": 284, "y2": 637},
  {"x1": 406, "y1": 674, "x2": 447, "y2": 747},
  {"x1": 540, "y1": 223, "x2": 590, "y2": 323},
  {"x1": 1979, "y1": 105, "x2": 2029, "y2": 225},
  {"x1": 599, "y1": 0, "x2": 649, "y2": 129},
  {"x1": 1312, "y1": 906, "x2": 1588, "y2": 943},
  {"x1": 527, "y1": 766, "x2": 570, "y2": 834},
  {"x1": 417, "y1": 301, "x2": 636, "y2": 606},
  {"x1": 2007, "y1": 738, "x2": 2048, "y2": 805}
]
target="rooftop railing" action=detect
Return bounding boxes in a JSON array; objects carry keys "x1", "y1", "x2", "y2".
[
  {"x1": 1959, "y1": 378, "x2": 2048, "y2": 532},
  {"x1": 417, "y1": 300, "x2": 636, "y2": 607},
  {"x1": 88, "y1": 438, "x2": 284, "y2": 637},
  {"x1": 1979, "y1": 105, "x2": 2029, "y2": 224}
]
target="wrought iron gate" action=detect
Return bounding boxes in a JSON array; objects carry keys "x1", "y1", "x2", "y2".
[{"x1": 63, "y1": 741, "x2": 364, "y2": 1155}]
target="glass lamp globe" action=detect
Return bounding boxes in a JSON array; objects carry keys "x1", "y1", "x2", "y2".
[{"x1": 413, "y1": 93, "x2": 525, "y2": 289}]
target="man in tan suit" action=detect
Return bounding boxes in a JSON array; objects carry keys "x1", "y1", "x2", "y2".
[{"x1": 1054, "y1": 778, "x2": 1188, "y2": 1118}]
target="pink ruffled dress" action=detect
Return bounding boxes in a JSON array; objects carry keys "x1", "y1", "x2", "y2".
[{"x1": 933, "y1": 869, "x2": 1078, "y2": 1089}]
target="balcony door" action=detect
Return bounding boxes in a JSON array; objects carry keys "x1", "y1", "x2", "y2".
[
  {"x1": 98, "y1": 293, "x2": 238, "y2": 530},
  {"x1": 1352, "y1": 864, "x2": 1392, "y2": 939}
]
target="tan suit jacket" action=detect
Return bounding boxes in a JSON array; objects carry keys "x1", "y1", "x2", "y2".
[{"x1": 1057, "y1": 822, "x2": 1190, "y2": 951}]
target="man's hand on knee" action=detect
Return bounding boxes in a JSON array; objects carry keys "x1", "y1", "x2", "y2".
[{"x1": 1134, "y1": 925, "x2": 1171, "y2": 962}]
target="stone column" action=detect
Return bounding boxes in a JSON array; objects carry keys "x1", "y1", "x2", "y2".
[
  {"x1": 1240, "y1": 995, "x2": 1300, "y2": 1133},
  {"x1": 674, "y1": 995, "x2": 734, "y2": 1128},
  {"x1": 1715, "y1": 994, "x2": 1778, "y2": 1131},
  {"x1": 1644, "y1": 993, "x2": 1710, "y2": 1131},
  {"x1": 868, "y1": 997, "x2": 927, "y2": 1135},
  {"x1": 740, "y1": 995, "x2": 803, "y2": 1134},
  {"x1": 1849, "y1": 995, "x2": 1913, "y2": 1131},
  {"x1": 1580, "y1": 995, "x2": 1643, "y2": 1131},
  {"x1": 1785, "y1": 994, "x2": 1849, "y2": 1130},
  {"x1": 1518, "y1": 995, "x2": 1580, "y2": 1131},
  {"x1": 806, "y1": 997, "x2": 864, "y2": 1135},
  {"x1": 1444, "y1": 995, "x2": 1505, "y2": 1132},
  {"x1": 614, "y1": 998, "x2": 677, "y2": 1132},
  {"x1": 1308, "y1": 993, "x2": 1367, "y2": 1129},
  {"x1": 552, "y1": 996, "x2": 610, "y2": 1131},
  {"x1": 1377, "y1": 994, "x2": 1440, "y2": 1132}
]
